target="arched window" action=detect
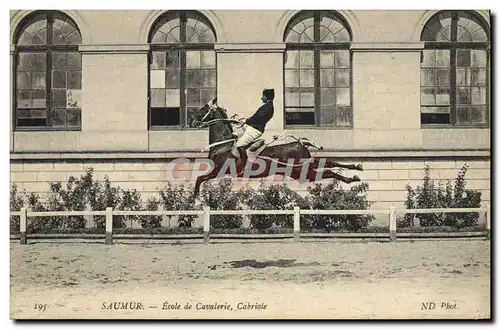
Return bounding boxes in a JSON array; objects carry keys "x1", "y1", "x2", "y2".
[
  {"x1": 13, "y1": 11, "x2": 82, "y2": 129},
  {"x1": 283, "y1": 11, "x2": 352, "y2": 128},
  {"x1": 148, "y1": 11, "x2": 217, "y2": 128},
  {"x1": 420, "y1": 11, "x2": 490, "y2": 126}
]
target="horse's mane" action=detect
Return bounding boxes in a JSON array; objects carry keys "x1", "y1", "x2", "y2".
[{"x1": 215, "y1": 107, "x2": 228, "y2": 119}]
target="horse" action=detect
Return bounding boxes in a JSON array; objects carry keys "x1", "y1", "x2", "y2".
[{"x1": 188, "y1": 98, "x2": 362, "y2": 197}]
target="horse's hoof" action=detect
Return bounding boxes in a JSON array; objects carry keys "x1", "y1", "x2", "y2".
[
  {"x1": 356, "y1": 164, "x2": 363, "y2": 171},
  {"x1": 352, "y1": 175, "x2": 361, "y2": 182}
]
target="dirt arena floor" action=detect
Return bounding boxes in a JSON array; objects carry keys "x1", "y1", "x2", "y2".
[{"x1": 10, "y1": 239, "x2": 490, "y2": 319}]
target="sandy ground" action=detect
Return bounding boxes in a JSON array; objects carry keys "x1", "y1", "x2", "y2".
[{"x1": 10, "y1": 239, "x2": 490, "y2": 319}]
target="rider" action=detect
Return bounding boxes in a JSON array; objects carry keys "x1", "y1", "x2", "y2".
[{"x1": 231, "y1": 89, "x2": 275, "y2": 161}]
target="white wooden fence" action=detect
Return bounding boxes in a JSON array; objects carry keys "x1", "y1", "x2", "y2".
[{"x1": 11, "y1": 204, "x2": 490, "y2": 245}]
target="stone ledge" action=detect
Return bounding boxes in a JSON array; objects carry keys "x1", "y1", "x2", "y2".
[
  {"x1": 350, "y1": 42, "x2": 425, "y2": 52},
  {"x1": 10, "y1": 149, "x2": 490, "y2": 161},
  {"x1": 79, "y1": 44, "x2": 150, "y2": 54},
  {"x1": 215, "y1": 43, "x2": 286, "y2": 53}
]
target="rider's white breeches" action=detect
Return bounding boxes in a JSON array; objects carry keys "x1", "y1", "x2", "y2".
[{"x1": 235, "y1": 125, "x2": 263, "y2": 147}]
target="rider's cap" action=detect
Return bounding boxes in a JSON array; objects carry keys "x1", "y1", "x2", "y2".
[{"x1": 262, "y1": 89, "x2": 275, "y2": 101}]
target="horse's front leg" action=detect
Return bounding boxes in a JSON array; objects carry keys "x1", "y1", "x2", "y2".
[
  {"x1": 192, "y1": 172, "x2": 215, "y2": 199},
  {"x1": 323, "y1": 160, "x2": 363, "y2": 171},
  {"x1": 305, "y1": 164, "x2": 360, "y2": 184}
]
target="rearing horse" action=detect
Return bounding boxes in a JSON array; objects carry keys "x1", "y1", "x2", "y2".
[{"x1": 188, "y1": 99, "x2": 362, "y2": 197}]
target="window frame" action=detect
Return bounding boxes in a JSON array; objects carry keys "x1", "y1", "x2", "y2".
[
  {"x1": 148, "y1": 11, "x2": 217, "y2": 130},
  {"x1": 420, "y1": 11, "x2": 490, "y2": 129},
  {"x1": 12, "y1": 10, "x2": 82, "y2": 131},
  {"x1": 283, "y1": 10, "x2": 353, "y2": 129}
]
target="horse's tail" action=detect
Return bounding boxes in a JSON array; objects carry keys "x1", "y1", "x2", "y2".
[{"x1": 300, "y1": 138, "x2": 324, "y2": 151}]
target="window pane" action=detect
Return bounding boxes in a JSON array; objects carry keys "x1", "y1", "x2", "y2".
[
  {"x1": 471, "y1": 50, "x2": 487, "y2": 67},
  {"x1": 457, "y1": 87, "x2": 471, "y2": 104},
  {"x1": 17, "y1": 109, "x2": 46, "y2": 118},
  {"x1": 471, "y1": 87, "x2": 486, "y2": 105},
  {"x1": 456, "y1": 106, "x2": 469, "y2": 124},
  {"x1": 50, "y1": 109, "x2": 66, "y2": 127},
  {"x1": 151, "y1": 52, "x2": 166, "y2": 69},
  {"x1": 300, "y1": 26, "x2": 314, "y2": 43},
  {"x1": 17, "y1": 90, "x2": 31, "y2": 108},
  {"x1": 300, "y1": 70, "x2": 314, "y2": 87},
  {"x1": 66, "y1": 90, "x2": 81, "y2": 108},
  {"x1": 421, "y1": 69, "x2": 436, "y2": 86},
  {"x1": 336, "y1": 88, "x2": 350, "y2": 106},
  {"x1": 17, "y1": 118, "x2": 46, "y2": 127},
  {"x1": 285, "y1": 69, "x2": 300, "y2": 87},
  {"x1": 165, "y1": 69, "x2": 180, "y2": 88},
  {"x1": 300, "y1": 91, "x2": 314, "y2": 106},
  {"x1": 436, "y1": 50, "x2": 450, "y2": 67},
  {"x1": 333, "y1": 29, "x2": 350, "y2": 42},
  {"x1": 285, "y1": 90, "x2": 300, "y2": 106},
  {"x1": 470, "y1": 106, "x2": 487, "y2": 124},
  {"x1": 335, "y1": 50, "x2": 350, "y2": 68},
  {"x1": 285, "y1": 110, "x2": 314, "y2": 125},
  {"x1": 67, "y1": 71, "x2": 81, "y2": 89},
  {"x1": 165, "y1": 89, "x2": 180, "y2": 107},
  {"x1": 471, "y1": 68, "x2": 487, "y2": 86},
  {"x1": 186, "y1": 70, "x2": 202, "y2": 88},
  {"x1": 52, "y1": 89, "x2": 66, "y2": 107},
  {"x1": 335, "y1": 69, "x2": 350, "y2": 87},
  {"x1": 421, "y1": 87, "x2": 435, "y2": 105},
  {"x1": 456, "y1": 49, "x2": 471, "y2": 67},
  {"x1": 436, "y1": 88, "x2": 450, "y2": 105},
  {"x1": 32, "y1": 89, "x2": 46, "y2": 108},
  {"x1": 165, "y1": 108, "x2": 180, "y2": 126},
  {"x1": 336, "y1": 106, "x2": 352, "y2": 127},
  {"x1": 201, "y1": 51, "x2": 215, "y2": 69},
  {"x1": 456, "y1": 68, "x2": 470, "y2": 86},
  {"x1": 151, "y1": 108, "x2": 167, "y2": 126},
  {"x1": 320, "y1": 107, "x2": 335, "y2": 125},
  {"x1": 299, "y1": 51, "x2": 314, "y2": 68},
  {"x1": 31, "y1": 72, "x2": 46, "y2": 89},
  {"x1": 186, "y1": 51, "x2": 201, "y2": 69},
  {"x1": 151, "y1": 89, "x2": 166, "y2": 107},
  {"x1": 320, "y1": 88, "x2": 335, "y2": 105},
  {"x1": 421, "y1": 106, "x2": 450, "y2": 114},
  {"x1": 67, "y1": 53, "x2": 81, "y2": 70},
  {"x1": 421, "y1": 50, "x2": 436, "y2": 67},
  {"x1": 18, "y1": 53, "x2": 33, "y2": 71},
  {"x1": 52, "y1": 52, "x2": 67, "y2": 69},
  {"x1": 421, "y1": 113, "x2": 450, "y2": 124},
  {"x1": 150, "y1": 70, "x2": 166, "y2": 89},
  {"x1": 285, "y1": 51, "x2": 300, "y2": 69},
  {"x1": 166, "y1": 51, "x2": 180, "y2": 68},
  {"x1": 52, "y1": 71, "x2": 66, "y2": 88},
  {"x1": 67, "y1": 109, "x2": 81, "y2": 127},
  {"x1": 436, "y1": 69, "x2": 450, "y2": 86},
  {"x1": 32, "y1": 53, "x2": 46, "y2": 71},
  {"x1": 202, "y1": 70, "x2": 216, "y2": 88},
  {"x1": 187, "y1": 89, "x2": 200, "y2": 106},
  {"x1": 17, "y1": 72, "x2": 31, "y2": 89},
  {"x1": 320, "y1": 51, "x2": 334, "y2": 68},
  {"x1": 320, "y1": 69, "x2": 334, "y2": 87},
  {"x1": 200, "y1": 89, "x2": 216, "y2": 105}
]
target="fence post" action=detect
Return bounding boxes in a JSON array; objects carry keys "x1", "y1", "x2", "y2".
[
  {"x1": 389, "y1": 206, "x2": 396, "y2": 242},
  {"x1": 20, "y1": 207, "x2": 27, "y2": 245},
  {"x1": 105, "y1": 207, "x2": 113, "y2": 245},
  {"x1": 486, "y1": 203, "x2": 491, "y2": 240},
  {"x1": 203, "y1": 206, "x2": 210, "y2": 244},
  {"x1": 293, "y1": 206, "x2": 300, "y2": 242}
]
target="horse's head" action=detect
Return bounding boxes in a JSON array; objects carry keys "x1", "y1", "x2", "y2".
[{"x1": 188, "y1": 98, "x2": 228, "y2": 128}]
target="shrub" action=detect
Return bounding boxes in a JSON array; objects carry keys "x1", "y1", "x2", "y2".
[
  {"x1": 246, "y1": 183, "x2": 310, "y2": 231},
  {"x1": 159, "y1": 183, "x2": 196, "y2": 227},
  {"x1": 199, "y1": 179, "x2": 250, "y2": 229},
  {"x1": 139, "y1": 197, "x2": 163, "y2": 229},
  {"x1": 307, "y1": 181, "x2": 374, "y2": 232},
  {"x1": 10, "y1": 184, "x2": 24, "y2": 233},
  {"x1": 118, "y1": 189, "x2": 142, "y2": 228},
  {"x1": 403, "y1": 164, "x2": 482, "y2": 228}
]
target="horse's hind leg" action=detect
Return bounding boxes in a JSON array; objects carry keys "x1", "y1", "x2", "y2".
[{"x1": 323, "y1": 160, "x2": 363, "y2": 171}]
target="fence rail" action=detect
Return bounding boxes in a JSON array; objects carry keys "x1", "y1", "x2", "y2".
[{"x1": 11, "y1": 204, "x2": 490, "y2": 245}]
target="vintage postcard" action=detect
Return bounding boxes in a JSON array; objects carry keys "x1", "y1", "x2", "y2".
[{"x1": 9, "y1": 9, "x2": 491, "y2": 320}]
